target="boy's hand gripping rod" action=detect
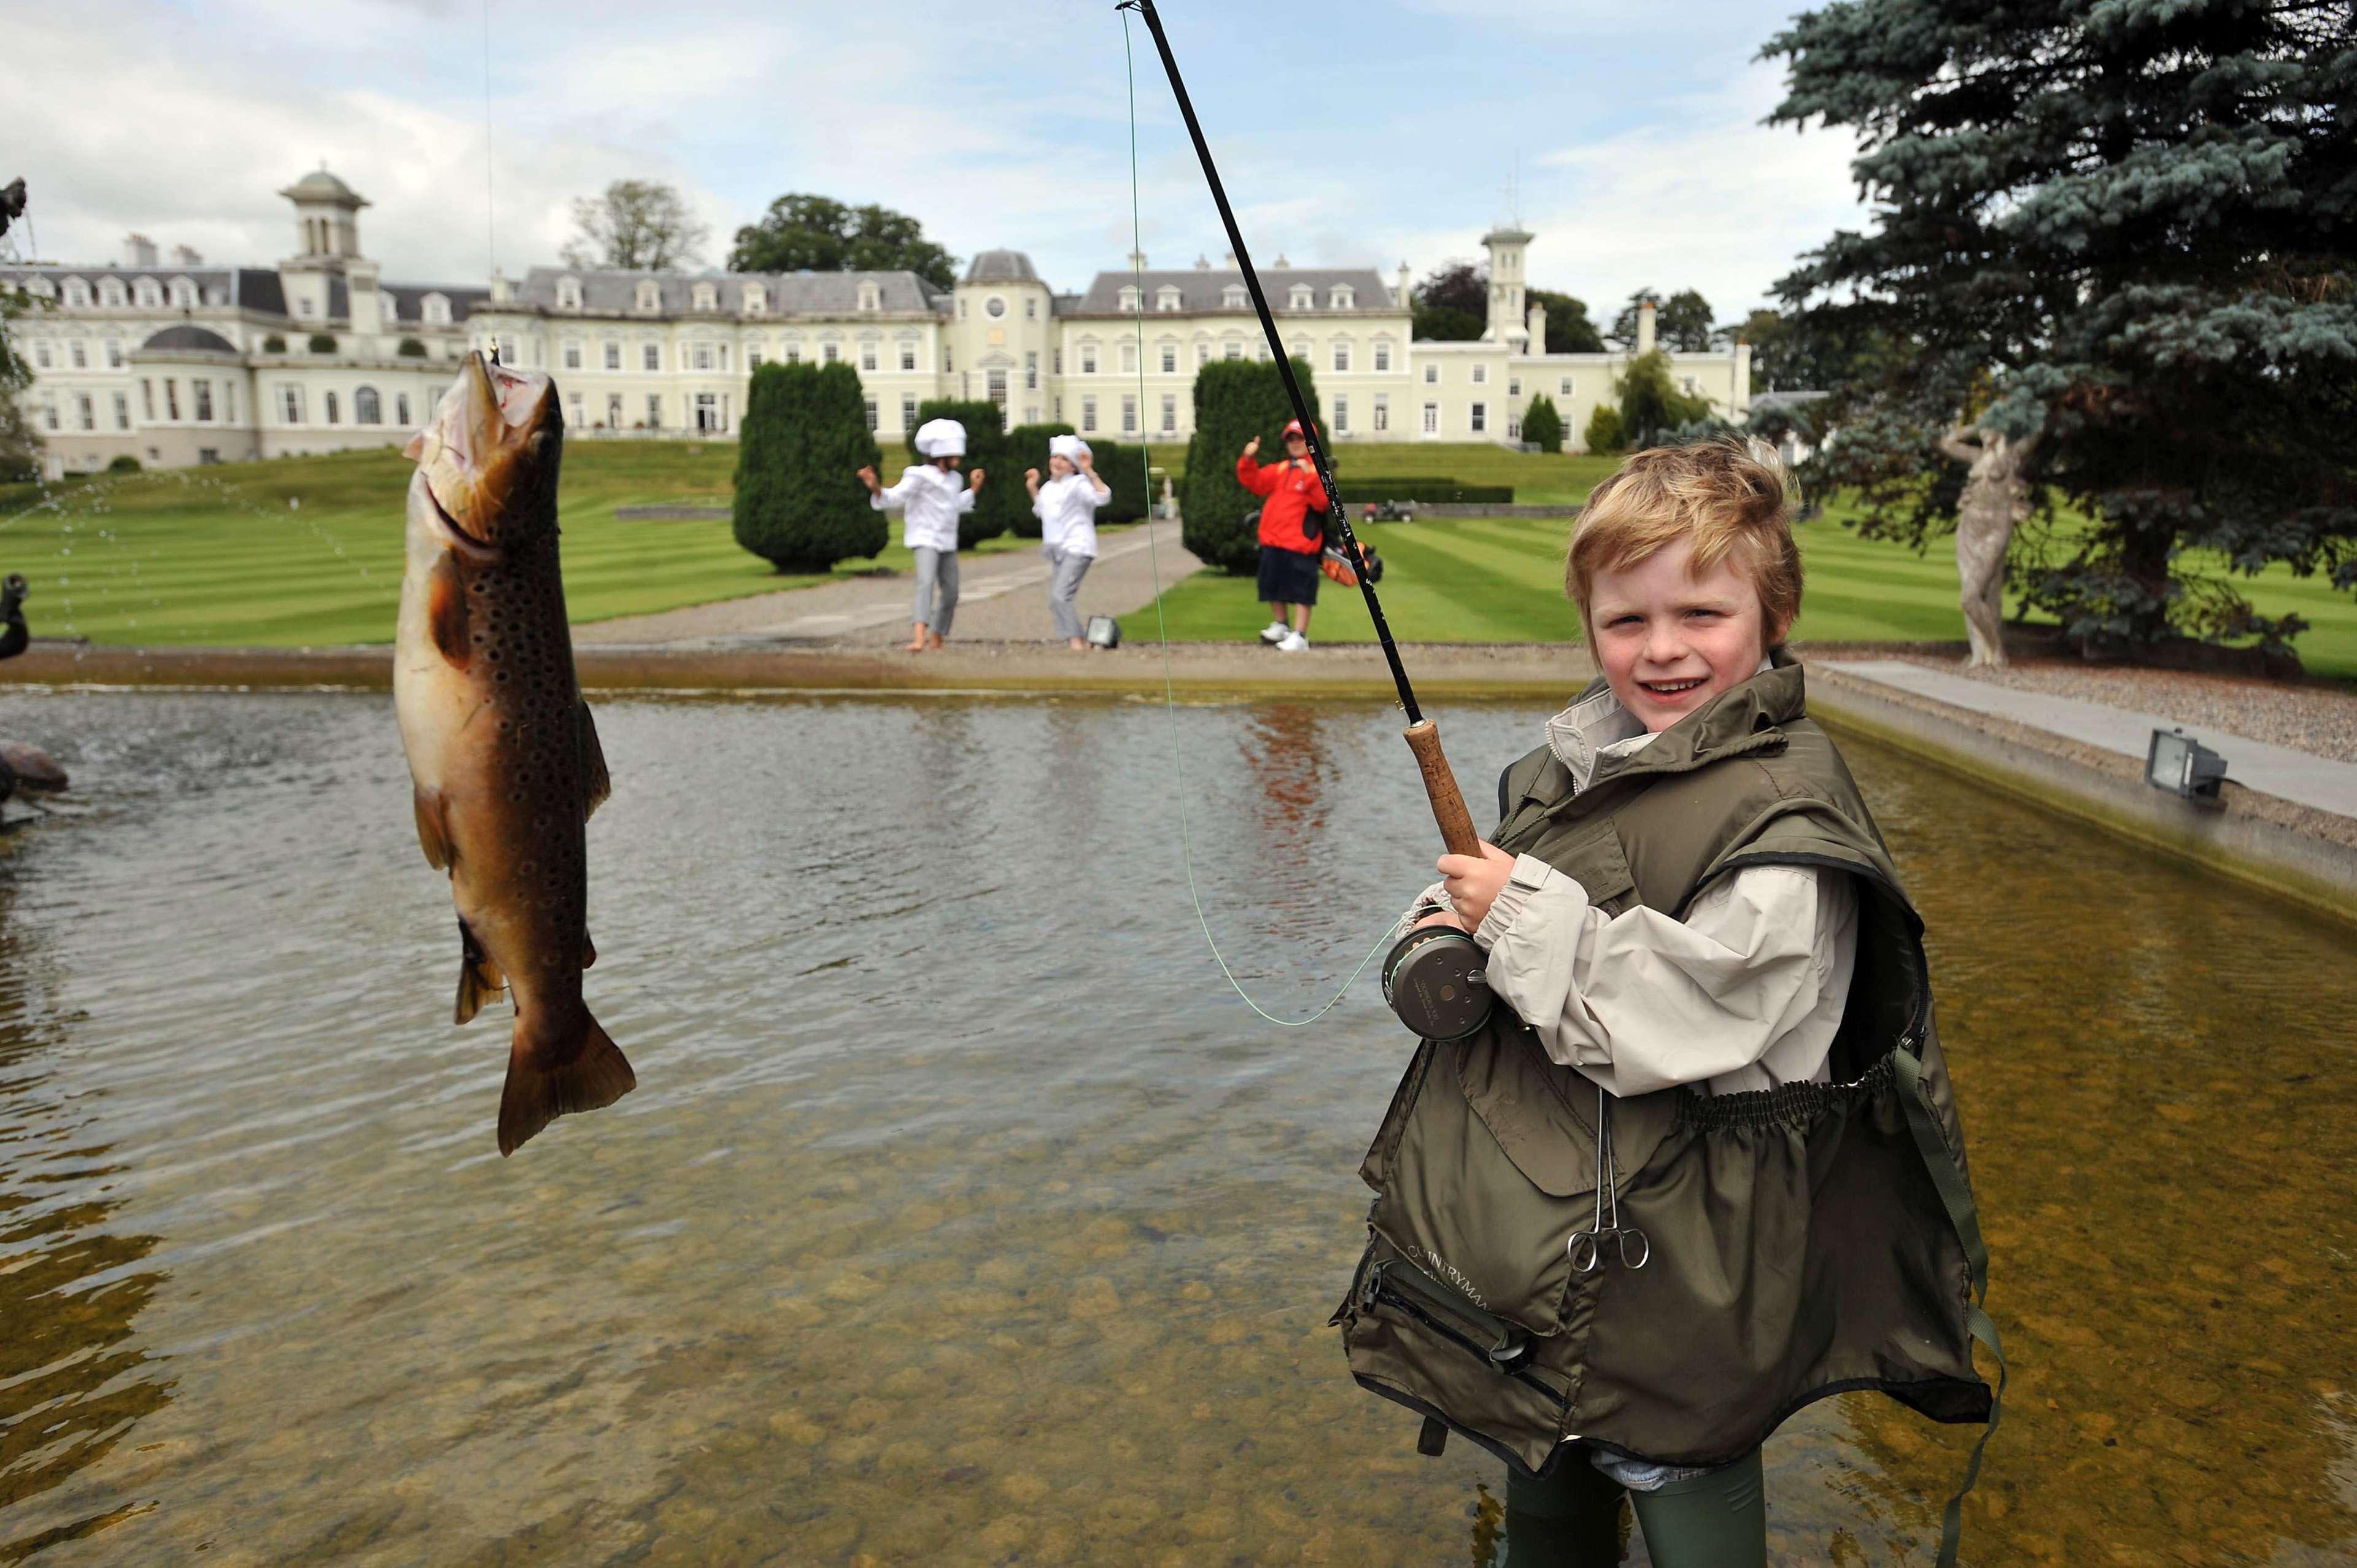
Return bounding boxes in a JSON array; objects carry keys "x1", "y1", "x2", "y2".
[{"x1": 1120, "y1": 0, "x2": 1482, "y2": 859}]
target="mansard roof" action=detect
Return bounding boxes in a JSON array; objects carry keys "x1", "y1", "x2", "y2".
[
  {"x1": 1072, "y1": 266, "x2": 1392, "y2": 316},
  {"x1": 511, "y1": 266, "x2": 937, "y2": 316},
  {"x1": 383, "y1": 282, "x2": 487, "y2": 323}
]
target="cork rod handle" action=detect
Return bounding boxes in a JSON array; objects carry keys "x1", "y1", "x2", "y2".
[{"x1": 1403, "y1": 719, "x2": 1482, "y2": 859}]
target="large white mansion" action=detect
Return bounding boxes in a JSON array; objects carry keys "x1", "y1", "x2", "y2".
[{"x1": 4, "y1": 170, "x2": 1751, "y2": 477}]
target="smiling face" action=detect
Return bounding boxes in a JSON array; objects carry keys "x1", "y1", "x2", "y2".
[
  {"x1": 1587, "y1": 537, "x2": 1778, "y2": 732},
  {"x1": 1048, "y1": 454, "x2": 1076, "y2": 478}
]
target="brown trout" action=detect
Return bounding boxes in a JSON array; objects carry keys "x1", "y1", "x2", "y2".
[{"x1": 395, "y1": 353, "x2": 631, "y2": 1156}]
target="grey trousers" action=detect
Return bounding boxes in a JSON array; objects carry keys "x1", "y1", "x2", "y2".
[
  {"x1": 912, "y1": 546, "x2": 959, "y2": 635},
  {"x1": 1044, "y1": 546, "x2": 1093, "y2": 641}
]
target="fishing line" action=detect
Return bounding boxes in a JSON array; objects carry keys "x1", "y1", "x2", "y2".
[
  {"x1": 1119, "y1": 9, "x2": 1395, "y2": 1029},
  {"x1": 481, "y1": 0, "x2": 498, "y2": 288}
]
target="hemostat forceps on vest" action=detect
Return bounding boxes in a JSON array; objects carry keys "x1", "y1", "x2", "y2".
[{"x1": 1568, "y1": 1086, "x2": 1651, "y2": 1274}]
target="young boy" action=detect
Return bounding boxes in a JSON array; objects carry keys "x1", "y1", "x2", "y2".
[
  {"x1": 1237, "y1": 419, "x2": 1327, "y2": 652},
  {"x1": 1342, "y1": 439, "x2": 1996, "y2": 1567}
]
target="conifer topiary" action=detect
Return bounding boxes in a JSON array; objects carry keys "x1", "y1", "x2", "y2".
[
  {"x1": 732, "y1": 360, "x2": 884, "y2": 573},
  {"x1": 1177, "y1": 356, "x2": 1325, "y2": 574},
  {"x1": 1583, "y1": 403, "x2": 1627, "y2": 457},
  {"x1": 1091, "y1": 438, "x2": 1151, "y2": 523},
  {"x1": 903, "y1": 398, "x2": 1015, "y2": 549},
  {"x1": 1523, "y1": 393, "x2": 1565, "y2": 454}
]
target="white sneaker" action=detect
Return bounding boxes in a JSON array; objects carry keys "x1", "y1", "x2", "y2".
[
  {"x1": 1276, "y1": 631, "x2": 1310, "y2": 653},
  {"x1": 1258, "y1": 620, "x2": 1289, "y2": 646}
]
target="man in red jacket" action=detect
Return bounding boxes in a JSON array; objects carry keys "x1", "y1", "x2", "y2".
[{"x1": 1237, "y1": 419, "x2": 1330, "y2": 652}]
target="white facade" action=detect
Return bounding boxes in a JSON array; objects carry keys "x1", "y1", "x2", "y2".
[{"x1": 6, "y1": 176, "x2": 1751, "y2": 477}]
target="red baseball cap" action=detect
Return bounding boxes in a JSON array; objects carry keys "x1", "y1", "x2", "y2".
[{"x1": 1282, "y1": 419, "x2": 1308, "y2": 438}]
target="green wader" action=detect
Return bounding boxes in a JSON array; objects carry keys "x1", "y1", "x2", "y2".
[
  {"x1": 1334, "y1": 655, "x2": 2002, "y2": 1566},
  {"x1": 1506, "y1": 1451, "x2": 1765, "y2": 1568}
]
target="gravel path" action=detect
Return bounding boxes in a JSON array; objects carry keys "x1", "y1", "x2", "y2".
[
  {"x1": 1889, "y1": 654, "x2": 2357, "y2": 763},
  {"x1": 574, "y1": 525, "x2": 1199, "y2": 648}
]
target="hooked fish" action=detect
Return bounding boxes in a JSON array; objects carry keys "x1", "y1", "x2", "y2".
[{"x1": 395, "y1": 353, "x2": 632, "y2": 1156}]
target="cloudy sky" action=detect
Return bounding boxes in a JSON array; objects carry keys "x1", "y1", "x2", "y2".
[{"x1": 14, "y1": 0, "x2": 1873, "y2": 327}]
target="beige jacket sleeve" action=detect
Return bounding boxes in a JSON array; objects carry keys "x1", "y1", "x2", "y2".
[{"x1": 1473, "y1": 853, "x2": 1856, "y2": 1097}]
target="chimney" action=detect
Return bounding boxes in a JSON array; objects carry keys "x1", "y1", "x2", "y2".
[
  {"x1": 489, "y1": 269, "x2": 513, "y2": 305},
  {"x1": 1636, "y1": 297, "x2": 1657, "y2": 356},
  {"x1": 1128, "y1": 249, "x2": 1148, "y2": 271},
  {"x1": 1396, "y1": 261, "x2": 1412, "y2": 308},
  {"x1": 124, "y1": 233, "x2": 158, "y2": 268},
  {"x1": 1194, "y1": 253, "x2": 1210, "y2": 269},
  {"x1": 171, "y1": 244, "x2": 204, "y2": 266},
  {"x1": 1272, "y1": 252, "x2": 1290, "y2": 268},
  {"x1": 1527, "y1": 300, "x2": 1548, "y2": 355},
  {"x1": 1220, "y1": 250, "x2": 1236, "y2": 268}
]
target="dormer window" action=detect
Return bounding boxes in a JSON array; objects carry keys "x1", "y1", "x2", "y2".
[
  {"x1": 1118, "y1": 285, "x2": 1141, "y2": 312},
  {"x1": 422, "y1": 292, "x2": 451, "y2": 325},
  {"x1": 635, "y1": 279, "x2": 662, "y2": 313},
  {"x1": 1222, "y1": 284, "x2": 1248, "y2": 311},
  {"x1": 381, "y1": 296, "x2": 399, "y2": 326},
  {"x1": 557, "y1": 277, "x2": 583, "y2": 311},
  {"x1": 1156, "y1": 286, "x2": 1183, "y2": 312},
  {"x1": 691, "y1": 282, "x2": 718, "y2": 312},
  {"x1": 99, "y1": 278, "x2": 125, "y2": 308},
  {"x1": 1288, "y1": 284, "x2": 1314, "y2": 311},
  {"x1": 858, "y1": 282, "x2": 881, "y2": 312},
  {"x1": 134, "y1": 277, "x2": 161, "y2": 309},
  {"x1": 1329, "y1": 285, "x2": 1354, "y2": 309},
  {"x1": 169, "y1": 277, "x2": 198, "y2": 309},
  {"x1": 743, "y1": 284, "x2": 765, "y2": 314},
  {"x1": 63, "y1": 278, "x2": 90, "y2": 308},
  {"x1": 21, "y1": 277, "x2": 53, "y2": 301}
]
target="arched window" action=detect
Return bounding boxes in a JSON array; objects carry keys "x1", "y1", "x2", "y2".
[
  {"x1": 354, "y1": 385, "x2": 382, "y2": 424},
  {"x1": 324, "y1": 390, "x2": 341, "y2": 424}
]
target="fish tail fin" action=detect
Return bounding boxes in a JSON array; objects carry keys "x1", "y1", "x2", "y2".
[{"x1": 497, "y1": 1007, "x2": 634, "y2": 1157}]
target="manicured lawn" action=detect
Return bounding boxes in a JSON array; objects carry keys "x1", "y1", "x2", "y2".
[
  {"x1": 0, "y1": 443, "x2": 1035, "y2": 646},
  {"x1": 1139, "y1": 503, "x2": 2357, "y2": 681}
]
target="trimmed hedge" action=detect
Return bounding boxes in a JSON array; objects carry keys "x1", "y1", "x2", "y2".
[
  {"x1": 905, "y1": 398, "x2": 1010, "y2": 549},
  {"x1": 1092, "y1": 438, "x2": 1151, "y2": 522},
  {"x1": 732, "y1": 360, "x2": 884, "y2": 573},
  {"x1": 1177, "y1": 356, "x2": 1325, "y2": 574}
]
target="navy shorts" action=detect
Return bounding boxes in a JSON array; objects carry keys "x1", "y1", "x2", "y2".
[{"x1": 1256, "y1": 544, "x2": 1320, "y2": 606}]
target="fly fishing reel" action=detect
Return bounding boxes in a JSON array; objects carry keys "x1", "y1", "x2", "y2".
[{"x1": 1382, "y1": 924, "x2": 1495, "y2": 1041}]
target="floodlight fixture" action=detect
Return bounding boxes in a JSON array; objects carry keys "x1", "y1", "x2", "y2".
[{"x1": 2145, "y1": 727, "x2": 2227, "y2": 801}]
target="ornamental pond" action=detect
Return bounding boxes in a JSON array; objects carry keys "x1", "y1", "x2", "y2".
[{"x1": 0, "y1": 689, "x2": 2351, "y2": 1565}]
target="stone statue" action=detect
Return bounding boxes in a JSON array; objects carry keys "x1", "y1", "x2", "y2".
[{"x1": 1936, "y1": 424, "x2": 2040, "y2": 668}]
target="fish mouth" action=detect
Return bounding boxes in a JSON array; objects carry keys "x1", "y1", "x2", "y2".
[{"x1": 421, "y1": 469, "x2": 502, "y2": 563}]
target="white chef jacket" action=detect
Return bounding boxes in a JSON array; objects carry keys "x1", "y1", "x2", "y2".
[
  {"x1": 1034, "y1": 473, "x2": 1110, "y2": 558},
  {"x1": 871, "y1": 463, "x2": 975, "y2": 552},
  {"x1": 1406, "y1": 666, "x2": 1858, "y2": 1097}
]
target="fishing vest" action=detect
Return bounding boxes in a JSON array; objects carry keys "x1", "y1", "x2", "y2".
[{"x1": 1334, "y1": 656, "x2": 2002, "y2": 1558}]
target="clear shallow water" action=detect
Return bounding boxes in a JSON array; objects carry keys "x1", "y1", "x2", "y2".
[{"x1": 0, "y1": 688, "x2": 2350, "y2": 1566}]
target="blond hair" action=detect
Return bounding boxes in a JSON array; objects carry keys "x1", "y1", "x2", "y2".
[{"x1": 1564, "y1": 437, "x2": 1803, "y2": 645}]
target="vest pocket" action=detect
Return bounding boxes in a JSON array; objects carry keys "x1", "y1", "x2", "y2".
[{"x1": 1368, "y1": 1027, "x2": 1609, "y2": 1338}]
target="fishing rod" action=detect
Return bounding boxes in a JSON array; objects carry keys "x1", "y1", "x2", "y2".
[{"x1": 1118, "y1": 0, "x2": 1481, "y2": 860}]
